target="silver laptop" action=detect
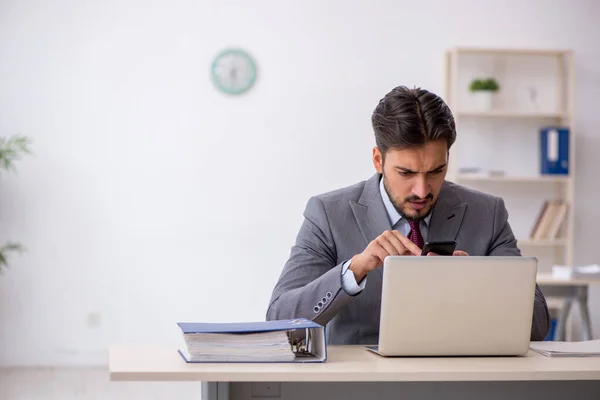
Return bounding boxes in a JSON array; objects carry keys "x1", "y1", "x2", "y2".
[{"x1": 367, "y1": 256, "x2": 537, "y2": 357}]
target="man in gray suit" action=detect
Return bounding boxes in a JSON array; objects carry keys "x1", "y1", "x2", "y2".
[{"x1": 266, "y1": 86, "x2": 550, "y2": 344}]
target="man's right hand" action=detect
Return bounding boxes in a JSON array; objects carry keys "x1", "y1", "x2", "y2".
[{"x1": 349, "y1": 230, "x2": 421, "y2": 282}]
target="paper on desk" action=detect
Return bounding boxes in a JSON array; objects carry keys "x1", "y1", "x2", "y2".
[
  {"x1": 552, "y1": 264, "x2": 600, "y2": 279},
  {"x1": 530, "y1": 340, "x2": 600, "y2": 357}
]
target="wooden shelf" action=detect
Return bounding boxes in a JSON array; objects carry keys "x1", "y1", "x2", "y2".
[
  {"x1": 455, "y1": 175, "x2": 571, "y2": 184},
  {"x1": 456, "y1": 110, "x2": 568, "y2": 119},
  {"x1": 445, "y1": 47, "x2": 575, "y2": 271},
  {"x1": 518, "y1": 239, "x2": 567, "y2": 247},
  {"x1": 451, "y1": 47, "x2": 572, "y2": 57}
]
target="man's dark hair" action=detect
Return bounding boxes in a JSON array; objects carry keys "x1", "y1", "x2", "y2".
[{"x1": 371, "y1": 86, "x2": 456, "y2": 155}]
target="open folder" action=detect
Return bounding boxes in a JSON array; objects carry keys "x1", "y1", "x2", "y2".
[
  {"x1": 530, "y1": 340, "x2": 600, "y2": 357},
  {"x1": 177, "y1": 318, "x2": 327, "y2": 363}
]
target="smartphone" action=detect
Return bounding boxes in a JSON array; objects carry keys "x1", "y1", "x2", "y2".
[{"x1": 420, "y1": 241, "x2": 457, "y2": 256}]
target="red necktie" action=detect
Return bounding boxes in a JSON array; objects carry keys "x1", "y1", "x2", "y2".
[{"x1": 408, "y1": 220, "x2": 424, "y2": 249}]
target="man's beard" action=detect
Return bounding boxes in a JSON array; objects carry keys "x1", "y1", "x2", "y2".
[{"x1": 383, "y1": 175, "x2": 435, "y2": 222}]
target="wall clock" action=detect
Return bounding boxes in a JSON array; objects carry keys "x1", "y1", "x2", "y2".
[{"x1": 210, "y1": 48, "x2": 257, "y2": 95}]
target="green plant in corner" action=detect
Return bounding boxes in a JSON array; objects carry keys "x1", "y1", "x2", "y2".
[
  {"x1": 0, "y1": 135, "x2": 31, "y2": 273},
  {"x1": 0, "y1": 242, "x2": 25, "y2": 273},
  {"x1": 469, "y1": 78, "x2": 500, "y2": 92}
]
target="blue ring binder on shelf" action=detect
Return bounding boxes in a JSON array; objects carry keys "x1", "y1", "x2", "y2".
[
  {"x1": 176, "y1": 318, "x2": 327, "y2": 363},
  {"x1": 540, "y1": 126, "x2": 569, "y2": 175}
]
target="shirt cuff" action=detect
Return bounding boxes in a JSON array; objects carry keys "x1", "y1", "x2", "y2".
[{"x1": 341, "y1": 259, "x2": 367, "y2": 295}]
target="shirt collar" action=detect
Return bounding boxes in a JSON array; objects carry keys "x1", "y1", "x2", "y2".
[{"x1": 379, "y1": 176, "x2": 432, "y2": 228}]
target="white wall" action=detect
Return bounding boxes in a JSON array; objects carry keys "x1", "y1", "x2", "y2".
[{"x1": 0, "y1": 0, "x2": 599, "y2": 366}]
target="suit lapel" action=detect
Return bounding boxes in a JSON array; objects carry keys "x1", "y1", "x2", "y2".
[
  {"x1": 427, "y1": 181, "x2": 467, "y2": 243},
  {"x1": 350, "y1": 174, "x2": 391, "y2": 246},
  {"x1": 349, "y1": 177, "x2": 467, "y2": 246}
]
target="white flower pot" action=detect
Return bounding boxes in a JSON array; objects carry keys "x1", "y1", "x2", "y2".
[{"x1": 472, "y1": 91, "x2": 495, "y2": 112}]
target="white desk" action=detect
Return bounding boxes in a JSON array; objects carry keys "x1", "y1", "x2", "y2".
[
  {"x1": 109, "y1": 345, "x2": 600, "y2": 400},
  {"x1": 537, "y1": 273, "x2": 600, "y2": 341}
]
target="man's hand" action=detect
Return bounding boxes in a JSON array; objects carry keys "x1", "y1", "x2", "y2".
[
  {"x1": 425, "y1": 250, "x2": 469, "y2": 256},
  {"x1": 349, "y1": 230, "x2": 421, "y2": 282}
]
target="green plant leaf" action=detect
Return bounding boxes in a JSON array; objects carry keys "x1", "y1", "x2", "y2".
[
  {"x1": 0, "y1": 135, "x2": 32, "y2": 172},
  {"x1": 0, "y1": 242, "x2": 25, "y2": 274},
  {"x1": 0, "y1": 134, "x2": 31, "y2": 274},
  {"x1": 469, "y1": 77, "x2": 500, "y2": 92}
]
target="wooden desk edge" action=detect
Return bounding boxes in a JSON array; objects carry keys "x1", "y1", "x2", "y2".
[
  {"x1": 108, "y1": 346, "x2": 600, "y2": 383},
  {"x1": 108, "y1": 370, "x2": 600, "y2": 382}
]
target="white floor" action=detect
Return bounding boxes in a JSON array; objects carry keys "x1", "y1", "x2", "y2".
[{"x1": 0, "y1": 367, "x2": 202, "y2": 400}]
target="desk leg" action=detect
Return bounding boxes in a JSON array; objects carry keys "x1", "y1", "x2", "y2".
[
  {"x1": 555, "y1": 298, "x2": 573, "y2": 341},
  {"x1": 578, "y1": 286, "x2": 593, "y2": 341},
  {"x1": 542, "y1": 284, "x2": 594, "y2": 341},
  {"x1": 202, "y1": 382, "x2": 230, "y2": 400}
]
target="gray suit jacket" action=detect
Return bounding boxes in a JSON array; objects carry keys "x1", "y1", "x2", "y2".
[{"x1": 266, "y1": 173, "x2": 551, "y2": 343}]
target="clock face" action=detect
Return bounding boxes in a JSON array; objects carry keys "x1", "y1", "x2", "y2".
[{"x1": 210, "y1": 49, "x2": 257, "y2": 95}]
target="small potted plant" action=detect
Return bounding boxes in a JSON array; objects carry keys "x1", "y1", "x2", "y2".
[{"x1": 469, "y1": 78, "x2": 500, "y2": 111}]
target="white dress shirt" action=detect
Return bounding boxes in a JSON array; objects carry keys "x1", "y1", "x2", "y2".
[{"x1": 341, "y1": 177, "x2": 432, "y2": 295}]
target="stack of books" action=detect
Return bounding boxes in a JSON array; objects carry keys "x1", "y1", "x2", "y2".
[
  {"x1": 177, "y1": 318, "x2": 327, "y2": 363},
  {"x1": 530, "y1": 200, "x2": 569, "y2": 240}
]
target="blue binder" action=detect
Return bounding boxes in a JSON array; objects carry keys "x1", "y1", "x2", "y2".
[
  {"x1": 544, "y1": 318, "x2": 557, "y2": 341},
  {"x1": 177, "y1": 318, "x2": 327, "y2": 363},
  {"x1": 540, "y1": 127, "x2": 569, "y2": 175}
]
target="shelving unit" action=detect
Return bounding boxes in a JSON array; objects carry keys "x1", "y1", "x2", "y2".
[
  {"x1": 455, "y1": 110, "x2": 568, "y2": 119},
  {"x1": 455, "y1": 175, "x2": 571, "y2": 184},
  {"x1": 444, "y1": 47, "x2": 575, "y2": 273},
  {"x1": 517, "y1": 239, "x2": 567, "y2": 248}
]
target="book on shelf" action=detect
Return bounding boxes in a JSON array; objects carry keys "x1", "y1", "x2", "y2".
[
  {"x1": 530, "y1": 200, "x2": 569, "y2": 241},
  {"x1": 176, "y1": 318, "x2": 327, "y2": 363}
]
